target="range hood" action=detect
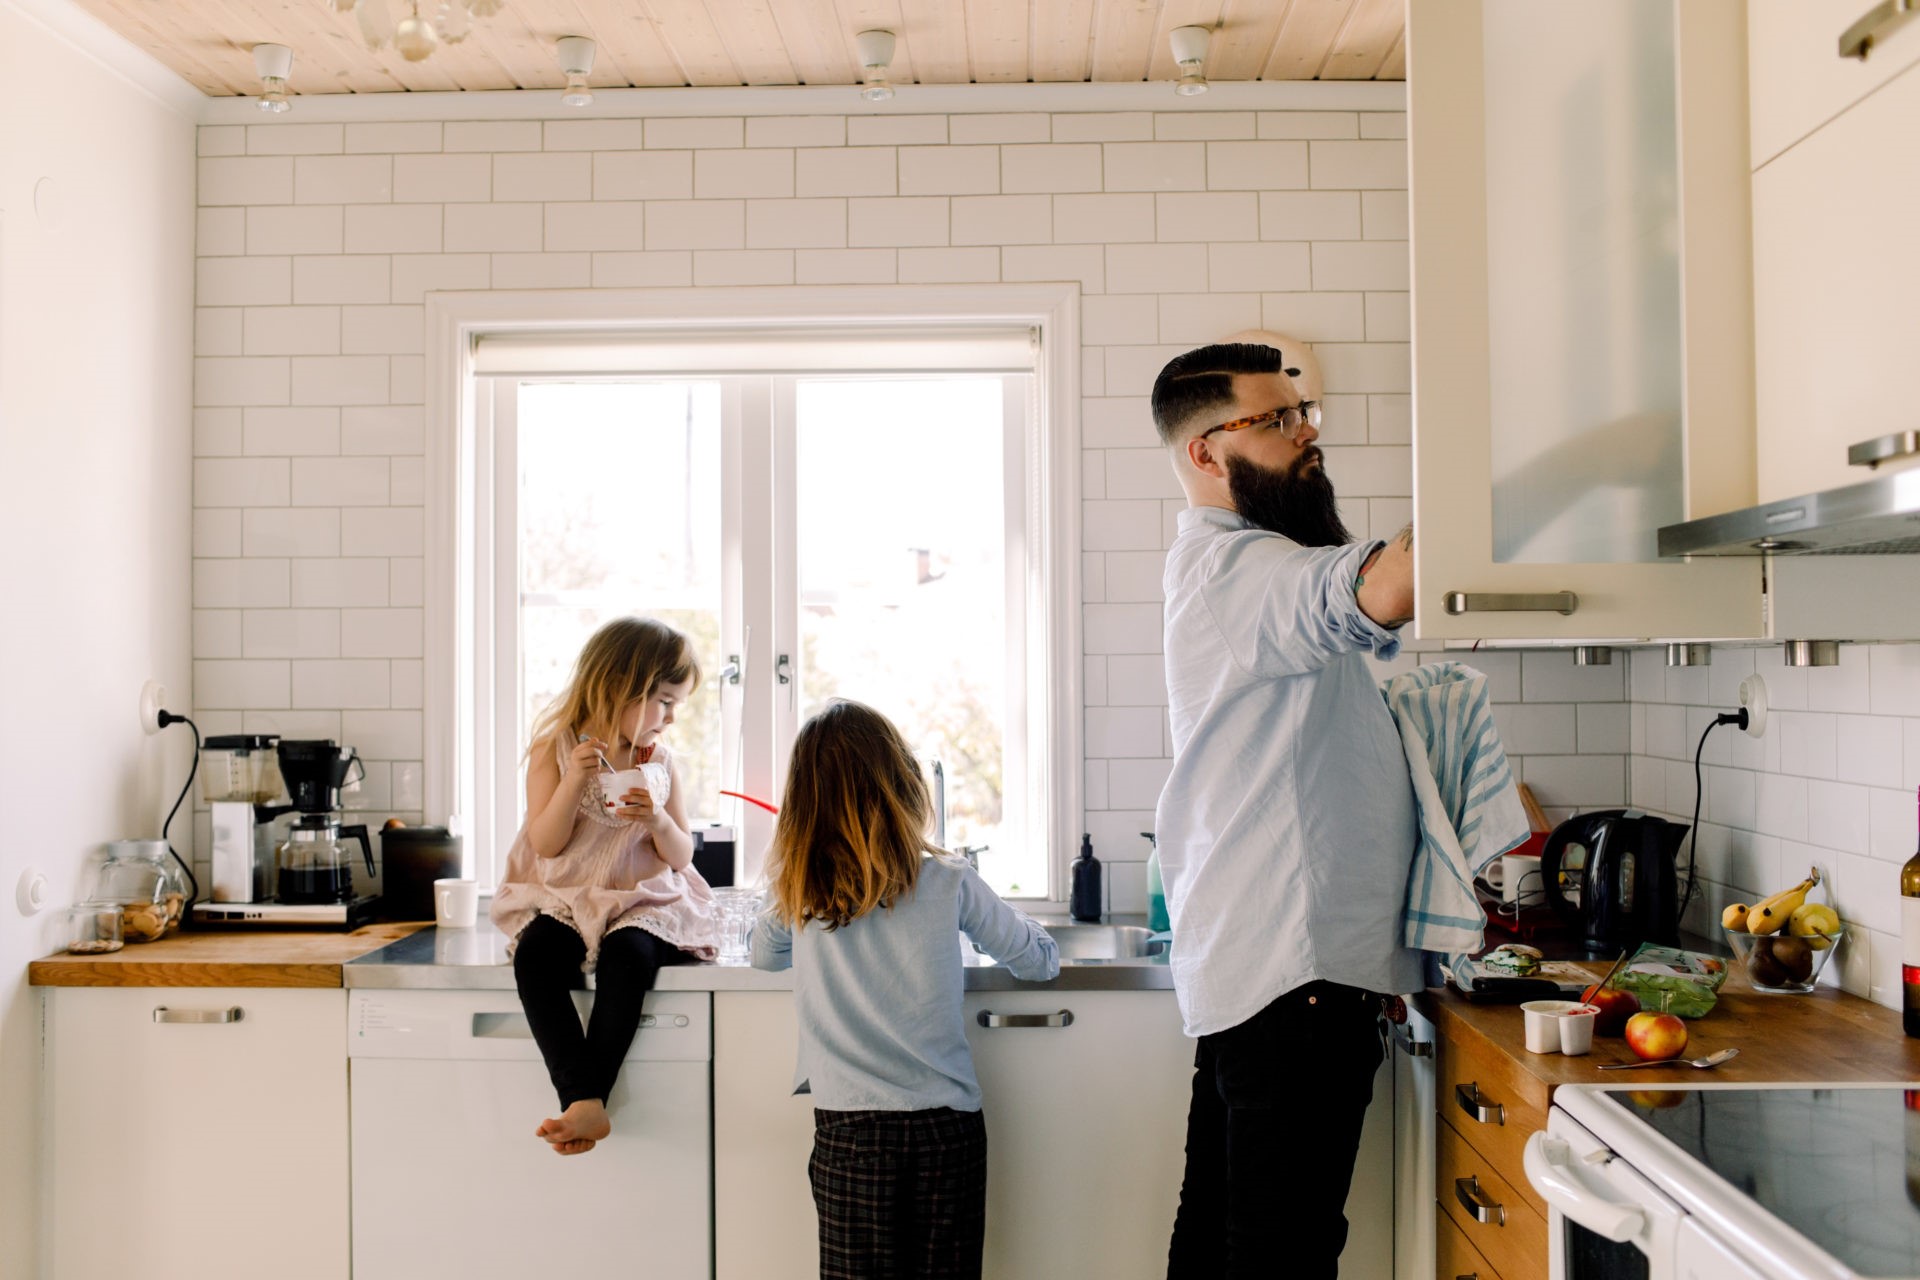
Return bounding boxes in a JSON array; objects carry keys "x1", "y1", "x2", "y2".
[{"x1": 1658, "y1": 431, "x2": 1920, "y2": 557}]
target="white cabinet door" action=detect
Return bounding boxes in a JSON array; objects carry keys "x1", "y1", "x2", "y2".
[
  {"x1": 43, "y1": 987, "x2": 348, "y2": 1280},
  {"x1": 713, "y1": 991, "x2": 818, "y2": 1280},
  {"x1": 1407, "y1": 0, "x2": 1763, "y2": 642},
  {"x1": 1749, "y1": 0, "x2": 1920, "y2": 169}
]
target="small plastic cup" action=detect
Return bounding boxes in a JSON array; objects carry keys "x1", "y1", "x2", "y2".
[
  {"x1": 1555, "y1": 1004, "x2": 1600, "y2": 1055},
  {"x1": 1520, "y1": 999, "x2": 1582, "y2": 1053}
]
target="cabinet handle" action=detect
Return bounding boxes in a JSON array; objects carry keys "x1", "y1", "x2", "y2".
[
  {"x1": 1848, "y1": 429, "x2": 1920, "y2": 469},
  {"x1": 1840, "y1": 0, "x2": 1920, "y2": 59},
  {"x1": 1455, "y1": 1176, "x2": 1507, "y2": 1227},
  {"x1": 1455, "y1": 1081, "x2": 1504, "y2": 1126},
  {"x1": 976, "y1": 1009, "x2": 1073, "y2": 1028},
  {"x1": 152, "y1": 1007, "x2": 243, "y2": 1024},
  {"x1": 1443, "y1": 591, "x2": 1578, "y2": 616},
  {"x1": 1390, "y1": 1023, "x2": 1431, "y2": 1057}
]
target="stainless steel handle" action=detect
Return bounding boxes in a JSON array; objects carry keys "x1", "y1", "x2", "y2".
[
  {"x1": 1849, "y1": 429, "x2": 1920, "y2": 468},
  {"x1": 1841, "y1": 0, "x2": 1920, "y2": 58},
  {"x1": 1455, "y1": 1176, "x2": 1506, "y2": 1227},
  {"x1": 1455, "y1": 1081, "x2": 1504, "y2": 1126},
  {"x1": 153, "y1": 1007, "x2": 242, "y2": 1024},
  {"x1": 976, "y1": 1010, "x2": 1074, "y2": 1028},
  {"x1": 1443, "y1": 591, "x2": 1578, "y2": 616},
  {"x1": 1391, "y1": 1022, "x2": 1431, "y2": 1057}
]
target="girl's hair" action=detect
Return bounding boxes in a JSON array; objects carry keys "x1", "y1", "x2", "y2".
[
  {"x1": 767, "y1": 700, "x2": 938, "y2": 930},
  {"x1": 527, "y1": 617, "x2": 701, "y2": 754}
]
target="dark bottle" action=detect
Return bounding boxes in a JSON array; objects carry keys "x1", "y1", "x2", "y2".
[
  {"x1": 1903, "y1": 786, "x2": 1920, "y2": 1038},
  {"x1": 1070, "y1": 833, "x2": 1103, "y2": 922}
]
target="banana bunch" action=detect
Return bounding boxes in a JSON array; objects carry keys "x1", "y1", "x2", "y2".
[{"x1": 1721, "y1": 867, "x2": 1840, "y2": 946}]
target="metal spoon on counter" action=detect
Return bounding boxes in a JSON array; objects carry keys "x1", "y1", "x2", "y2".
[{"x1": 1596, "y1": 1047, "x2": 1740, "y2": 1071}]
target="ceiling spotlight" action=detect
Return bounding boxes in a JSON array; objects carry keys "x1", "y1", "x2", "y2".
[
  {"x1": 855, "y1": 29, "x2": 896, "y2": 102},
  {"x1": 1170, "y1": 24, "x2": 1211, "y2": 96},
  {"x1": 394, "y1": 0, "x2": 439, "y2": 60},
  {"x1": 556, "y1": 36, "x2": 596, "y2": 107},
  {"x1": 253, "y1": 43, "x2": 293, "y2": 113}
]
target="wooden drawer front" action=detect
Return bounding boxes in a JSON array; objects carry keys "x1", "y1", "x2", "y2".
[
  {"x1": 1438, "y1": 1121, "x2": 1547, "y2": 1280},
  {"x1": 1436, "y1": 1209, "x2": 1502, "y2": 1280},
  {"x1": 1438, "y1": 1032, "x2": 1548, "y2": 1218}
]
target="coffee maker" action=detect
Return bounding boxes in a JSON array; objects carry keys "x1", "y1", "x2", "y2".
[
  {"x1": 201, "y1": 734, "x2": 285, "y2": 904},
  {"x1": 193, "y1": 739, "x2": 379, "y2": 928}
]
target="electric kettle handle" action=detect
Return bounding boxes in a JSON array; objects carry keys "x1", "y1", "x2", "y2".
[
  {"x1": 339, "y1": 823, "x2": 375, "y2": 879},
  {"x1": 1537, "y1": 813, "x2": 1607, "y2": 921}
]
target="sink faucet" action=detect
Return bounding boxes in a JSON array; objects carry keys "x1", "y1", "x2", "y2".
[
  {"x1": 928, "y1": 757, "x2": 946, "y2": 849},
  {"x1": 955, "y1": 844, "x2": 989, "y2": 873}
]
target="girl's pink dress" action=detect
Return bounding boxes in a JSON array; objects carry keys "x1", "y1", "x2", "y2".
[{"x1": 489, "y1": 738, "x2": 717, "y2": 968}]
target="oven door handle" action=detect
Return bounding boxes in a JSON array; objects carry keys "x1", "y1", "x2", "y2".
[{"x1": 1522, "y1": 1131, "x2": 1644, "y2": 1243}]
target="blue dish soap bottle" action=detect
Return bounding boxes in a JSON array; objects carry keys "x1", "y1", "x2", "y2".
[
  {"x1": 1070, "y1": 833, "x2": 1102, "y2": 921},
  {"x1": 1143, "y1": 831, "x2": 1169, "y2": 933}
]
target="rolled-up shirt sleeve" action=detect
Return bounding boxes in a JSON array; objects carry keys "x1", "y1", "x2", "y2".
[
  {"x1": 748, "y1": 904, "x2": 793, "y2": 971},
  {"x1": 1203, "y1": 536, "x2": 1401, "y2": 678},
  {"x1": 958, "y1": 868, "x2": 1059, "y2": 982}
]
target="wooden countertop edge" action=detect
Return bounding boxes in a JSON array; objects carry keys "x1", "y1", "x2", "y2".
[
  {"x1": 28, "y1": 960, "x2": 345, "y2": 989},
  {"x1": 26, "y1": 922, "x2": 430, "y2": 989}
]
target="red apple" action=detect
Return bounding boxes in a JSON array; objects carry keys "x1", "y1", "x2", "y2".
[
  {"x1": 1624, "y1": 1011, "x2": 1688, "y2": 1062},
  {"x1": 1581, "y1": 984, "x2": 1641, "y2": 1036}
]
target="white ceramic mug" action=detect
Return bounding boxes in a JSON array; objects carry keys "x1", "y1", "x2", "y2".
[
  {"x1": 434, "y1": 877, "x2": 479, "y2": 929},
  {"x1": 1500, "y1": 852, "x2": 1543, "y2": 906},
  {"x1": 1555, "y1": 1004, "x2": 1600, "y2": 1056}
]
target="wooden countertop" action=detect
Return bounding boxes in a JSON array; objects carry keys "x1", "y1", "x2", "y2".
[
  {"x1": 28, "y1": 922, "x2": 430, "y2": 989},
  {"x1": 1418, "y1": 961, "x2": 1920, "y2": 1087}
]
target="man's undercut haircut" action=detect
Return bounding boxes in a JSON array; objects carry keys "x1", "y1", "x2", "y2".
[{"x1": 1150, "y1": 343, "x2": 1291, "y2": 446}]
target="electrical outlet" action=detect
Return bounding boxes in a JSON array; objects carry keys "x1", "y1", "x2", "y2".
[
  {"x1": 1737, "y1": 674, "x2": 1769, "y2": 738},
  {"x1": 139, "y1": 680, "x2": 166, "y2": 735}
]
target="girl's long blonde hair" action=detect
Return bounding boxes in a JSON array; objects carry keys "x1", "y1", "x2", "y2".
[
  {"x1": 527, "y1": 617, "x2": 701, "y2": 757},
  {"x1": 767, "y1": 700, "x2": 939, "y2": 930}
]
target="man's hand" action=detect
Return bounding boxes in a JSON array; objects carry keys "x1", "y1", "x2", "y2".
[{"x1": 1356, "y1": 523, "x2": 1414, "y2": 629}]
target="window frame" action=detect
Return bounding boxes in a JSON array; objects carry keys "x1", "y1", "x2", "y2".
[{"x1": 425, "y1": 285, "x2": 1084, "y2": 902}]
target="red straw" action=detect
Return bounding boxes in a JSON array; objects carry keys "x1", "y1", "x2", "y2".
[{"x1": 720, "y1": 789, "x2": 780, "y2": 815}]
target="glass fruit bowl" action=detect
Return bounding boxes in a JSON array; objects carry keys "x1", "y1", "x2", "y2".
[{"x1": 1724, "y1": 926, "x2": 1842, "y2": 993}]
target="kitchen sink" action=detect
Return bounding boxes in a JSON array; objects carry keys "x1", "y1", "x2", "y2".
[{"x1": 1046, "y1": 924, "x2": 1165, "y2": 962}]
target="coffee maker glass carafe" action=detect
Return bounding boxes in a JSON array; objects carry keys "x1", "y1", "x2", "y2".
[{"x1": 277, "y1": 817, "x2": 376, "y2": 904}]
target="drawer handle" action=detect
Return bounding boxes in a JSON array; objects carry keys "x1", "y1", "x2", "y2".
[
  {"x1": 153, "y1": 1007, "x2": 242, "y2": 1024},
  {"x1": 976, "y1": 1010, "x2": 1073, "y2": 1028},
  {"x1": 1455, "y1": 1175, "x2": 1506, "y2": 1227},
  {"x1": 1443, "y1": 591, "x2": 1578, "y2": 616},
  {"x1": 1840, "y1": 0, "x2": 1920, "y2": 59},
  {"x1": 1391, "y1": 1023, "x2": 1431, "y2": 1057},
  {"x1": 1455, "y1": 1081, "x2": 1504, "y2": 1126}
]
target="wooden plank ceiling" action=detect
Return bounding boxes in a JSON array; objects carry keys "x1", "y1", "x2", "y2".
[{"x1": 70, "y1": 0, "x2": 1405, "y2": 98}]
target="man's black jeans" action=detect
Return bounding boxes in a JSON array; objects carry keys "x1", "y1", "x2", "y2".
[{"x1": 1166, "y1": 980, "x2": 1386, "y2": 1280}]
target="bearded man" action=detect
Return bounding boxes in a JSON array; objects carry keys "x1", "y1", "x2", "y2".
[{"x1": 1149, "y1": 339, "x2": 1417, "y2": 1280}]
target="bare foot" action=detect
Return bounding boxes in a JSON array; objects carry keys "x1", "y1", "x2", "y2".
[{"x1": 536, "y1": 1099, "x2": 611, "y2": 1155}]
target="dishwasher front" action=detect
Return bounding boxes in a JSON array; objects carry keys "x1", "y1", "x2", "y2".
[{"x1": 348, "y1": 987, "x2": 712, "y2": 1279}]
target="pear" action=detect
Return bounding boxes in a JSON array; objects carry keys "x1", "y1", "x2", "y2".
[{"x1": 1788, "y1": 901, "x2": 1841, "y2": 951}]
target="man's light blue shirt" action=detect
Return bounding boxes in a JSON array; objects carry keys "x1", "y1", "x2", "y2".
[
  {"x1": 1155, "y1": 506, "x2": 1423, "y2": 1037},
  {"x1": 750, "y1": 857, "x2": 1059, "y2": 1112}
]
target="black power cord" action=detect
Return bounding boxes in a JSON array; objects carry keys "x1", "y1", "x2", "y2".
[
  {"x1": 157, "y1": 711, "x2": 202, "y2": 912},
  {"x1": 1678, "y1": 708, "x2": 1750, "y2": 923}
]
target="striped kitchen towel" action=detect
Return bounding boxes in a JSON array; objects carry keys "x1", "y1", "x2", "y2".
[{"x1": 1382, "y1": 661, "x2": 1531, "y2": 956}]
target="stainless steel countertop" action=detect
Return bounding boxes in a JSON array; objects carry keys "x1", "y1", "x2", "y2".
[{"x1": 345, "y1": 914, "x2": 1175, "y2": 992}]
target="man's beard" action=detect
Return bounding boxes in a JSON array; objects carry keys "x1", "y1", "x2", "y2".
[{"x1": 1224, "y1": 448, "x2": 1353, "y2": 548}]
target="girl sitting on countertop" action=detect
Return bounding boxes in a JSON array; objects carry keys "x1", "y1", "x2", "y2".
[
  {"x1": 751, "y1": 699, "x2": 1059, "y2": 1280},
  {"x1": 490, "y1": 616, "x2": 715, "y2": 1156}
]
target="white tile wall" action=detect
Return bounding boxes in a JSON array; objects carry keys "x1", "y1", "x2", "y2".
[{"x1": 195, "y1": 105, "x2": 1418, "y2": 899}]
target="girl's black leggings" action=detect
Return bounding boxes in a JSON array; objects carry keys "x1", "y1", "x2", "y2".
[{"x1": 512, "y1": 914, "x2": 691, "y2": 1109}]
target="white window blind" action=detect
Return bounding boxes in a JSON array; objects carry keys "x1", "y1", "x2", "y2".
[{"x1": 471, "y1": 325, "x2": 1038, "y2": 378}]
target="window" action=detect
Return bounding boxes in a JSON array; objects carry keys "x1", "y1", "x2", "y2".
[{"x1": 430, "y1": 287, "x2": 1081, "y2": 902}]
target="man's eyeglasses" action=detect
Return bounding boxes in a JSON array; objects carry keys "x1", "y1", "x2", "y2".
[{"x1": 1198, "y1": 401, "x2": 1322, "y2": 441}]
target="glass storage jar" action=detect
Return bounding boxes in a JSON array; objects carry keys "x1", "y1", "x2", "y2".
[
  {"x1": 66, "y1": 902, "x2": 124, "y2": 954},
  {"x1": 94, "y1": 840, "x2": 189, "y2": 942}
]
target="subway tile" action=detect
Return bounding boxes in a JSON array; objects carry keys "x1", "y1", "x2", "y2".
[
  {"x1": 794, "y1": 249, "x2": 896, "y2": 284},
  {"x1": 1105, "y1": 345, "x2": 1187, "y2": 397},
  {"x1": 1778, "y1": 711, "x2": 1839, "y2": 779},
  {"x1": 200, "y1": 156, "x2": 292, "y2": 205},
  {"x1": 1101, "y1": 142, "x2": 1205, "y2": 192},
  {"x1": 645, "y1": 200, "x2": 744, "y2": 250},
  {"x1": 950, "y1": 114, "x2": 1049, "y2": 144},
  {"x1": 293, "y1": 661, "x2": 390, "y2": 709},
  {"x1": 1754, "y1": 773, "x2": 1809, "y2": 840},
  {"x1": 391, "y1": 661, "x2": 424, "y2": 710},
  {"x1": 491, "y1": 253, "x2": 592, "y2": 289},
  {"x1": 1084, "y1": 758, "x2": 1110, "y2": 809},
  {"x1": 1002, "y1": 244, "x2": 1103, "y2": 292},
  {"x1": 244, "y1": 508, "x2": 341, "y2": 558},
  {"x1": 292, "y1": 457, "x2": 389, "y2": 506},
  {"x1": 1159, "y1": 292, "x2": 1261, "y2": 344},
  {"x1": 543, "y1": 202, "x2": 647, "y2": 251},
  {"x1": 1869, "y1": 644, "x2": 1920, "y2": 716},
  {"x1": 1258, "y1": 292, "x2": 1364, "y2": 342},
  {"x1": 1836, "y1": 715, "x2": 1904, "y2": 789},
  {"x1": 846, "y1": 116, "x2": 945, "y2": 146},
  {"x1": 296, "y1": 155, "x2": 393, "y2": 204},
  {"x1": 951, "y1": 194, "x2": 1051, "y2": 245},
  {"x1": 1103, "y1": 550, "x2": 1166, "y2": 604},
  {"x1": 1361, "y1": 190, "x2": 1409, "y2": 240},
  {"x1": 1521, "y1": 650, "x2": 1624, "y2": 701},
  {"x1": 1211, "y1": 242, "x2": 1311, "y2": 293},
  {"x1": 1084, "y1": 347, "x2": 1107, "y2": 395},
  {"x1": 1085, "y1": 706, "x2": 1162, "y2": 756},
  {"x1": 199, "y1": 257, "x2": 292, "y2": 307},
  {"x1": 1082, "y1": 552, "x2": 1107, "y2": 604},
  {"x1": 1521, "y1": 755, "x2": 1625, "y2": 809},
  {"x1": 1155, "y1": 192, "x2": 1258, "y2": 241},
  {"x1": 389, "y1": 558, "x2": 424, "y2": 608},
  {"x1": 1084, "y1": 500, "x2": 1164, "y2": 552},
  {"x1": 343, "y1": 204, "x2": 442, "y2": 254},
  {"x1": 493, "y1": 152, "x2": 591, "y2": 201},
  {"x1": 291, "y1": 355, "x2": 389, "y2": 406},
  {"x1": 391, "y1": 458, "x2": 424, "y2": 504},
  {"x1": 1082, "y1": 296, "x2": 1159, "y2": 346},
  {"x1": 1907, "y1": 719, "x2": 1920, "y2": 790},
  {"x1": 1314, "y1": 445, "x2": 1408, "y2": 497},
  {"x1": 243, "y1": 609, "x2": 341, "y2": 659},
  {"x1": 249, "y1": 123, "x2": 343, "y2": 156},
  {"x1": 195, "y1": 558, "x2": 290, "y2": 609},
  {"x1": 389, "y1": 355, "x2": 423, "y2": 406},
  {"x1": 198, "y1": 126, "x2": 246, "y2": 157},
  {"x1": 246, "y1": 205, "x2": 344, "y2": 255},
  {"x1": 1630, "y1": 755, "x2": 1667, "y2": 812},
  {"x1": 1492, "y1": 703, "x2": 1576, "y2": 755},
  {"x1": 243, "y1": 406, "x2": 340, "y2": 455},
  {"x1": 196, "y1": 358, "x2": 290, "y2": 408},
  {"x1": 1807, "y1": 643, "x2": 1872, "y2": 713},
  {"x1": 344, "y1": 710, "x2": 424, "y2": 759},
  {"x1": 195, "y1": 660, "x2": 291, "y2": 709},
  {"x1": 1809, "y1": 780, "x2": 1870, "y2": 858},
  {"x1": 1309, "y1": 140, "x2": 1407, "y2": 189},
  {"x1": 1081, "y1": 398, "x2": 1156, "y2": 450},
  {"x1": 1105, "y1": 451, "x2": 1181, "y2": 502},
  {"x1": 1360, "y1": 113, "x2": 1408, "y2": 140},
  {"x1": 196, "y1": 308, "x2": 242, "y2": 357},
  {"x1": 1364, "y1": 292, "x2": 1410, "y2": 342},
  {"x1": 198, "y1": 207, "x2": 247, "y2": 257},
  {"x1": 193, "y1": 510, "x2": 241, "y2": 557},
  {"x1": 1156, "y1": 112, "x2": 1256, "y2": 141},
  {"x1": 896, "y1": 248, "x2": 998, "y2": 283},
  {"x1": 747, "y1": 117, "x2": 845, "y2": 147},
  {"x1": 544, "y1": 120, "x2": 648, "y2": 151},
  {"x1": 1002, "y1": 144, "x2": 1103, "y2": 193},
  {"x1": 243, "y1": 307, "x2": 340, "y2": 357},
  {"x1": 1665, "y1": 660, "x2": 1711, "y2": 706},
  {"x1": 340, "y1": 508, "x2": 423, "y2": 557},
  {"x1": 1052, "y1": 193, "x2": 1155, "y2": 243},
  {"x1": 1315, "y1": 342, "x2": 1410, "y2": 393},
  {"x1": 1472, "y1": 651, "x2": 1523, "y2": 703},
  {"x1": 1311, "y1": 241, "x2": 1409, "y2": 291},
  {"x1": 1257, "y1": 112, "x2": 1359, "y2": 140},
  {"x1": 848, "y1": 197, "x2": 948, "y2": 247},
  {"x1": 345, "y1": 122, "x2": 443, "y2": 153},
  {"x1": 1107, "y1": 653, "x2": 1169, "y2": 705},
  {"x1": 389, "y1": 254, "x2": 490, "y2": 304},
  {"x1": 340, "y1": 306, "x2": 425, "y2": 357},
  {"x1": 1108, "y1": 759, "x2": 1174, "y2": 806},
  {"x1": 592, "y1": 151, "x2": 693, "y2": 200},
  {"x1": 195, "y1": 609, "x2": 242, "y2": 659},
  {"x1": 292, "y1": 558, "x2": 389, "y2": 608},
  {"x1": 1106, "y1": 243, "x2": 1209, "y2": 294},
  {"x1": 695, "y1": 148, "x2": 795, "y2": 199},
  {"x1": 1644, "y1": 702, "x2": 1686, "y2": 759},
  {"x1": 796, "y1": 147, "x2": 896, "y2": 197},
  {"x1": 444, "y1": 121, "x2": 542, "y2": 152},
  {"x1": 693, "y1": 250, "x2": 796, "y2": 286},
  {"x1": 392, "y1": 154, "x2": 484, "y2": 203},
  {"x1": 591, "y1": 251, "x2": 693, "y2": 287},
  {"x1": 1206, "y1": 141, "x2": 1307, "y2": 190},
  {"x1": 1258, "y1": 190, "x2": 1361, "y2": 240},
  {"x1": 342, "y1": 405, "x2": 424, "y2": 455},
  {"x1": 1053, "y1": 114, "x2": 1153, "y2": 143},
  {"x1": 439, "y1": 203, "x2": 542, "y2": 254},
  {"x1": 341, "y1": 608, "x2": 424, "y2": 658},
  {"x1": 890, "y1": 144, "x2": 998, "y2": 195},
  {"x1": 644, "y1": 118, "x2": 742, "y2": 150},
  {"x1": 746, "y1": 199, "x2": 847, "y2": 249},
  {"x1": 293, "y1": 255, "x2": 390, "y2": 305},
  {"x1": 1578, "y1": 703, "x2": 1630, "y2": 754}
]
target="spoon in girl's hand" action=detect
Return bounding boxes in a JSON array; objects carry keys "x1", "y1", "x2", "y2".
[{"x1": 577, "y1": 732, "x2": 613, "y2": 772}]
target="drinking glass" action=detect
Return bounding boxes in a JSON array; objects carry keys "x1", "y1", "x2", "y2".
[{"x1": 712, "y1": 885, "x2": 764, "y2": 965}]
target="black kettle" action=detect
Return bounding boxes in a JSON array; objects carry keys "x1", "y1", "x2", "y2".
[{"x1": 1537, "y1": 809, "x2": 1688, "y2": 952}]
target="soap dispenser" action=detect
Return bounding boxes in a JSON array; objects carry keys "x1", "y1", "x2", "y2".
[
  {"x1": 1143, "y1": 831, "x2": 1169, "y2": 933},
  {"x1": 1070, "y1": 833, "x2": 1102, "y2": 922}
]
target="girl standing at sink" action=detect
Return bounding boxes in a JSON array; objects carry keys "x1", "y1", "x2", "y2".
[
  {"x1": 751, "y1": 700, "x2": 1058, "y2": 1280},
  {"x1": 490, "y1": 617, "x2": 716, "y2": 1155}
]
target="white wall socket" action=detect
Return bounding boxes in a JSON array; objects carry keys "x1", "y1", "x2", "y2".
[
  {"x1": 1737, "y1": 674, "x2": 1769, "y2": 738},
  {"x1": 139, "y1": 680, "x2": 166, "y2": 734}
]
